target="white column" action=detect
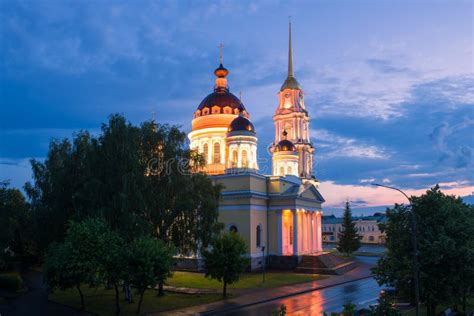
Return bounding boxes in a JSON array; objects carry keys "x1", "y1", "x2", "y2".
[
  {"x1": 277, "y1": 211, "x2": 283, "y2": 255},
  {"x1": 309, "y1": 212, "x2": 314, "y2": 253},
  {"x1": 293, "y1": 210, "x2": 298, "y2": 255},
  {"x1": 220, "y1": 140, "x2": 225, "y2": 164},
  {"x1": 317, "y1": 212, "x2": 322, "y2": 251},
  {"x1": 237, "y1": 146, "x2": 242, "y2": 168},
  {"x1": 312, "y1": 212, "x2": 317, "y2": 253}
]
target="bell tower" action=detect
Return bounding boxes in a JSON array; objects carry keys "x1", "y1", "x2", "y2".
[{"x1": 271, "y1": 21, "x2": 314, "y2": 179}]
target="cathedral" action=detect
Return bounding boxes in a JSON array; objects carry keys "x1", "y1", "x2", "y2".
[{"x1": 188, "y1": 23, "x2": 325, "y2": 270}]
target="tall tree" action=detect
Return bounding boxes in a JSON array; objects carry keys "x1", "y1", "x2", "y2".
[
  {"x1": 25, "y1": 132, "x2": 97, "y2": 253},
  {"x1": 203, "y1": 232, "x2": 249, "y2": 297},
  {"x1": 336, "y1": 201, "x2": 361, "y2": 256},
  {"x1": 25, "y1": 114, "x2": 221, "y2": 255},
  {"x1": 373, "y1": 186, "x2": 474, "y2": 315}
]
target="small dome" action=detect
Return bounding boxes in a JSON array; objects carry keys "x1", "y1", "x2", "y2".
[
  {"x1": 228, "y1": 115, "x2": 255, "y2": 134},
  {"x1": 275, "y1": 139, "x2": 297, "y2": 152},
  {"x1": 214, "y1": 64, "x2": 229, "y2": 78}
]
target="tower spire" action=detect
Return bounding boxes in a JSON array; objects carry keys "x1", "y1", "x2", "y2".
[{"x1": 288, "y1": 17, "x2": 293, "y2": 78}]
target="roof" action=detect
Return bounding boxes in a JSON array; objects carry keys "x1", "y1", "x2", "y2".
[{"x1": 228, "y1": 115, "x2": 255, "y2": 134}]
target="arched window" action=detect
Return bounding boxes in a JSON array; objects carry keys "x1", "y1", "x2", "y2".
[
  {"x1": 213, "y1": 142, "x2": 220, "y2": 163},
  {"x1": 203, "y1": 143, "x2": 209, "y2": 163},
  {"x1": 369, "y1": 236, "x2": 374, "y2": 242},
  {"x1": 232, "y1": 150, "x2": 238, "y2": 167},
  {"x1": 241, "y1": 150, "x2": 248, "y2": 168},
  {"x1": 287, "y1": 166, "x2": 292, "y2": 174},
  {"x1": 280, "y1": 166, "x2": 284, "y2": 175},
  {"x1": 256, "y1": 225, "x2": 262, "y2": 248},
  {"x1": 229, "y1": 225, "x2": 238, "y2": 233}
]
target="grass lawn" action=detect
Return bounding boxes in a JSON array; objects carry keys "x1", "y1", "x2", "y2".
[
  {"x1": 49, "y1": 286, "x2": 222, "y2": 316},
  {"x1": 167, "y1": 271, "x2": 326, "y2": 290}
]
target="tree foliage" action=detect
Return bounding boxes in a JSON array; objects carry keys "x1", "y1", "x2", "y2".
[
  {"x1": 44, "y1": 218, "x2": 107, "y2": 310},
  {"x1": 203, "y1": 232, "x2": 249, "y2": 297},
  {"x1": 336, "y1": 202, "x2": 361, "y2": 256},
  {"x1": 373, "y1": 186, "x2": 474, "y2": 315},
  {"x1": 127, "y1": 237, "x2": 174, "y2": 315},
  {"x1": 0, "y1": 182, "x2": 35, "y2": 269},
  {"x1": 25, "y1": 114, "x2": 221, "y2": 255}
]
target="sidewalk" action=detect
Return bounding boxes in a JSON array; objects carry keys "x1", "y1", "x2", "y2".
[{"x1": 152, "y1": 262, "x2": 374, "y2": 316}]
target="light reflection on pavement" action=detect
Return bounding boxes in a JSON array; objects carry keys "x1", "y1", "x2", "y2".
[{"x1": 220, "y1": 278, "x2": 381, "y2": 315}]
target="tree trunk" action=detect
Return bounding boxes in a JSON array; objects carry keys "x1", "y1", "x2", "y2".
[
  {"x1": 223, "y1": 281, "x2": 227, "y2": 298},
  {"x1": 136, "y1": 289, "x2": 145, "y2": 315},
  {"x1": 158, "y1": 280, "x2": 164, "y2": 296},
  {"x1": 114, "y1": 283, "x2": 120, "y2": 315},
  {"x1": 76, "y1": 284, "x2": 85, "y2": 310}
]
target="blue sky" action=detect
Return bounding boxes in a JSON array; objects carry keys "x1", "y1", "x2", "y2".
[{"x1": 1, "y1": 0, "x2": 473, "y2": 210}]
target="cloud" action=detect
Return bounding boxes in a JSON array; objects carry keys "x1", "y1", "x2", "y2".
[{"x1": 313, "y1": 129, "x2": 388, "y2": 159}]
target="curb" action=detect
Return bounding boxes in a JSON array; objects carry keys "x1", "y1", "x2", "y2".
[{"x1": 200, "y1": 274, "x2": 374, "y2": 315}]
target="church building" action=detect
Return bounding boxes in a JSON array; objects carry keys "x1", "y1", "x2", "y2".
[{"x1": 188, "y1": 22, "x2": 325, "y2": 270}]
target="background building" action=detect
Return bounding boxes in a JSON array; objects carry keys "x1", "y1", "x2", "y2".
[{"x1": 322, "y1": 214, "x2": 387, "y2": 245}]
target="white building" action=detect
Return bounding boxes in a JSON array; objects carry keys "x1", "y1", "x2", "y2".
[{"x1": 322, "y1": 214, "x2": 387, "y2": 244}]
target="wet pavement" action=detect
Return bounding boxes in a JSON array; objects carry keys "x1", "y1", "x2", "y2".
[{"x1": 220, "y1": 278, "x2": 381, "y2": 315}]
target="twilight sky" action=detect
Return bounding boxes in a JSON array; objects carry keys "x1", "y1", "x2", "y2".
[{"x1": 1, "y1": 0, "x2": 473, "y2": 211}]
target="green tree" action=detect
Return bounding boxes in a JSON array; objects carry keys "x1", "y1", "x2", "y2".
[
  {"x1": 373, "y1": 186, "x2": 474, "y2": 316},
  {"x1": 203, "y1": 232, "x2": 249, "y2": 297},
  {"x1": 337, "y1": 202, "x2": 361, "y2": 256},
  {"x1": 25, "y1": 114, "x2": 221, "y2": 258},
  {"x1": 342, "y1": 302, "x2": 357, "y2": 316},
  {"x1": 127, "y1": 237, "x2": 174, "y2": 315},
  {"x1": 0, "y1": 182, "x2": 34, "y2": 269},
  {"x1": 97, "y1": 229, "x2": 127, "y2": 315},
  {"x1": 44, "y1": 218, "x2": 107, "y2": 310},
  {"x1": 369, "y1": 291, "x2": 400, "y2": 316},
  {"x1": 25, "y1": 132, "x2": 97, "y2": 253}
]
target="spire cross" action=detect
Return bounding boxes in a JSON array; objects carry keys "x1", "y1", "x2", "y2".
[{"x1": 218, "y1": 43, "x2": 224, "y2": 65}]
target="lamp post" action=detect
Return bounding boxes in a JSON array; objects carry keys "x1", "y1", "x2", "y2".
[
  {"x1": 372, "y1": 183, "x2": 420, "y2": 316},
  {"x1": 261, "y1": 246, "x2": 266, "y2": 283}
]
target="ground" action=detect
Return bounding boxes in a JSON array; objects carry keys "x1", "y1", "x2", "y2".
[
  {"x1": 167, "y1": 271, "x2": 326, "y2": 290},
  {"x1": 47, "y1": 271, "x2": 325, "y2": 315},
  {"x1": 49, "y1": 287, "x2": 222, "y2": 316}
]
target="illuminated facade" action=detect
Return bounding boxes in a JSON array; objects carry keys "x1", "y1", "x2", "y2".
[{"x1": 187, "y1": 23, "x2": 324, "y2": 270}]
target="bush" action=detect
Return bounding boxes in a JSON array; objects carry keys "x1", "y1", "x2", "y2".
[{"x1": 0, "y1": 272, "x2": 22, "y2": 291}]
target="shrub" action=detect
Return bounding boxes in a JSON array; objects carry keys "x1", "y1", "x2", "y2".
[{"x1": 0, "y1": 272, "x2": 22, "y2": 291}]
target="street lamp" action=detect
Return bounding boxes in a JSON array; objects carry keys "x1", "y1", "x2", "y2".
[
  {"x1": 372, "y1": 183, "x2": 420, "y2": 316},
  {"x1": 261, "y1": 246, "x2": 266, "y2": 283}
]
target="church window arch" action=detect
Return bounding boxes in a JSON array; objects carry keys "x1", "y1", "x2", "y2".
[
  {"x1": 287, "y1": 166, "x2": 292, "y2": 174},
  {"x1": 280, "y1": 166, "x2": 284, "y2": 175},
  {"x1": 203, "y1": 143, "x2": 209, "y2": 163},
  {"x1": 202, "y1": 107, "x2": 209, "y2": 115},
  {"x1": 232, "y1": 150, "x2": 238, "y2": 167},
  {"x1": 256, "y1": 225, "x2": 262, "y2": 248},
  {"x1": 213, "y1": 142, "x2": 220, "y2": 163},
  {"x1": 241, "y1": 150, "x2": 248, "y2": 168}
]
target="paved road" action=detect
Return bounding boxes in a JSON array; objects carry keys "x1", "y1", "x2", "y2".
[{"x1": 219, "y1": 277, "x2": 381, "y2": 315}]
